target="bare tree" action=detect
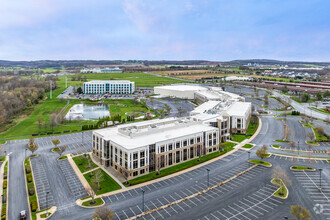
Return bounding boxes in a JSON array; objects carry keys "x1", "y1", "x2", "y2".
[
  {"x1": 57, "y1": 145, "x2": 67, "y2": 157},
  {"x1": 86, "y1": 182, "x2": 99, "y2": 205},
  {"x1": 307, "y1": 144, "x2": 313, "y2": 162},
  {"x1": 94, "y1": 169, "x2": 104, "y2": 190},
  {"x1": 122, "y1": 168, "x2": 131, "y2": 185},
  {"x1": 29, "y1": 136, "x2": 35, "y2": 146},
  {"x1": 290, "y1": 141, "x2": 296, "y2": 152},
  {"x1": 27, "y1": 143, "x2": 39, "y2": 155},
  {"x1": 92, "y1": 206, "x2": 115, "y2": 220},
  {"x1": 272, "y1": 166, "x2": 291, "y2": 187},
  {"x1": 291, "y1": 205, "x2": 311, "y2": 220},
  {"x1": 306, "y1": 132, "x2": 314, "y2": 141},
  {"x1": 256, "y1": 145, "x2": 268, "y2": 160},
  {"x1": 37, "y1": 118, "x2": 43, "y2": 130}
]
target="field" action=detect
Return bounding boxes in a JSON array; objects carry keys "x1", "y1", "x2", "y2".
[
  {"x1": 66, "y1": 72, "x2": 185, "y2": 87},
  {"x1": 0, "y1": 72, "x2": 176, "y2": 143}
]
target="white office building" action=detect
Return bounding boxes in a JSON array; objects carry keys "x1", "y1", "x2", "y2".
[{"x1": 83, "y1": 80, "x2": 135, "y2": 94}]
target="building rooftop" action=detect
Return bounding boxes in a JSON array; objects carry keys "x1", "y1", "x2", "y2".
[
  {"x1": 190, "y1": 101, "x2": 221, "y2": 115},
  {"x1": 94, "y1": 118, "x2": 216, "y2": 150},
  {"x1": 154, "y1": 84, "x2": 208, "y2": 92},
  {"x1": 225, "y1": 102, "x2": 251, "y2": 117},
  {"x1": 85, "y1": 80, "x2": 133, "y2": 84}
]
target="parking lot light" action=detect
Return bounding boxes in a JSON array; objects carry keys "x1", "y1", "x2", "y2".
[
  {"x1": 206, "y1": 168, "x2": 210, "y2": 188},
  {"x1": 46, "y1": 191, "x2": 50, "y2": 216},
  {"x1": 319, "y1": 168, "x2": 322, "y2": 190},
  {"x1": 248, "y1": 151, "x2": 250, "y2": 160},
  {"x1": 141, "y1": 189, "x2": 145, "y2": 212}
]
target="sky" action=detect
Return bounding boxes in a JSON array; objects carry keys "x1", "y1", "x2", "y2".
[{"x1": 0, "y1": 0, "x2": 329, "y2": 62}]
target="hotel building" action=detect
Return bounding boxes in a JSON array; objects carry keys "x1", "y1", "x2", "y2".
[{"x1": 83, "y1": 80, "x2": 135, "y2": 94}]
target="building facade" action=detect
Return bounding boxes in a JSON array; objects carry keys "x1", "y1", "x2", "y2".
[
  {"x1": 80, "y1": 67, "x2": 123, "y2": 73},
  {"x1": 92, "y1": 118, "x2": 219, "y2": 180},
  {"x1": 83, "y1": 80, "x2": 135, "y2": 94}
]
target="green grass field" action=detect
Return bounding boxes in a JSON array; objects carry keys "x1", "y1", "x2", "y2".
[
  {"x1": 81, "y1": 198, "x2": 104, "y2": 207},
  {"x1": 84, "y1": 168, "x2": 122, "y2": 195},
  {"x1": 290, "y1": 166, "x2": 315, "y2": 171},
  {"x1": 249, "y1": 159, "x2": 271, "y2": 166},
  {"x1": 72, "y1": 154, "x2": 98, "y2": 173},
  {"x1": 271, "y1": 178, "x2": 287, "y2": 198},
  {"x1": 242, "y1": 144, "x2": 254, "y2": 149}
]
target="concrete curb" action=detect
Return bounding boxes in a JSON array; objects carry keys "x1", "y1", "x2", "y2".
[
  {"x1": 289, "y1": 166, "x2": 315, "y2": 172},
  {"x1": 127, "y1": 164, "x2": 259, "y2": 220},
  {"x1": 272, "y1": 153, "x2": 328, "y2": 161},
  {"x1": 76, "y1": 197, "x2": 105, "y2": 209},
  {"x1": 0, "y1": 156, "x2": 9, "y2": 219},
  {"x1": 67, "y1": 154, "x2": 92, "y2": 193},
  {"x1": 36, "y1": 206, "x2": 57, "y2": 220},
  {"x1": 271, "y1": 178, "x2": 289, "y2": 199}
]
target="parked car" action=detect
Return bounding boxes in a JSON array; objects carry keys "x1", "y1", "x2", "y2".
[{"x1": 20, "y1": 210, "x2": 27, "y2": 220}]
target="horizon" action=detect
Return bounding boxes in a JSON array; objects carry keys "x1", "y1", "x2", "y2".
[{"x1": 1, "y1": 0, "x2": 329, "y2": 62}]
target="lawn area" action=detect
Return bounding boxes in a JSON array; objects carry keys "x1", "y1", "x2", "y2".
[
  {"x1": 272, "y1": 145, "x2": 281, "y2": 149},
  {"x1": 2, "y1": 161, "x2": 8, "y2": 220},
  {"x1": 246, "y1": 118, "x2": 259, "y2": 136},
  {"x1": 81, "y1": 198, "x2": 104, "y2": 207},
  {"x1": 290, "y1": 166, "x2": 315, "y2": 171},
  {"x1": 310, "y1": 107, "x2": 330, "y2": 115},
  {"x1": 83, "y1": 168, "x2": 122, "y2": 195},
  {"x1": 129, "y1": 143, "x2": 236, "y2": 186},
  {"x1": 231, "y1": 117, "x2": 259, "y2": 142},
  {"x1": 70, "y1": 72, "x2": 186, "y2": 87},
  {"x1": 249, "y1": 160, "x2": 272, "y2": 167},
  {"x1": 271, "y1": 178, "x2": 288, "y2": 198},
  {"x1": 58, "y1": 155, "x2": 68, "y2": 160},
  {"x1": 275, "y1": 139, "x2": 290, "y2": 143},
  {"x1": 72, "y1": 154, "x2": 98, "y2": 173},
  {"x1": 242, "y1": 144, "x2": 254, "y2": 149},
  {"x1": 305, "y1": 140, "x2": 319, "y2": 146},
  {"x1": 231, "y1": 134, "x2": 248, "y2": 142},
  {"x1": 313, "y1": 127, "x2": 329, "y2": 141}
]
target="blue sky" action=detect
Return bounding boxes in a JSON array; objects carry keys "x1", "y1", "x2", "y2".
[{"x1": 0, "y1": 0, "x2": 329, "y2": 61}]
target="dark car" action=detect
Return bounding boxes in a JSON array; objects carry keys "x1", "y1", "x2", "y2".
[{"x1": 20, "y1": 210, "x2": 27, "y2": 220}]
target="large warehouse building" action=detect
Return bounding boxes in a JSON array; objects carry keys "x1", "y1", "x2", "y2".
[
  {"x1": 154, "y1": 84, "x2": 208, "y2": 99},
  {"x1": 83, "y1": 80, "x2": 135, "y2": 94}
]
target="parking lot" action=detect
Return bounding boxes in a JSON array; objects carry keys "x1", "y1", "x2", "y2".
[
  {"x1": 292, "y1": 170, "x2": 330, "y2": 219},
  {"x1": 270, "y1": 154, "x2": 328, "y2": 164},
  {"x1": 58, "y1": 159, "x2": 87, "y2": 199},
  {"x1": 30, "y1": 156, "x2": 55, "y2": 210},
  {"x1": 110, "y1": 161, "x2": 269, "y2": 220}
]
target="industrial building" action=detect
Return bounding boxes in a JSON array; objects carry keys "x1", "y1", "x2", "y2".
[
  {"x1": 83, "y1": 80, "x2": 135, "y2": 94},
  {"x1": 80, "y1": 67, "x2": 123, "y2": 73}
]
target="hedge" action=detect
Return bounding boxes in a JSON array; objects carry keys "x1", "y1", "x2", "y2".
[
  {"x1": 31, "y1": 200, "x2": 38, "y2": 212},
  {"x1": 28, "y1": 185, "x2": 35, "y2": 196},
  {"x1": 2, "y1": 180, "x2": 7, "y2": 189}
]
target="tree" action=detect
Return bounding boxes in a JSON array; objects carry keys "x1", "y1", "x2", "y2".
[
  {"x1": 51, "y1": 139, "x2": 61, "y2": 148},
  {"x1": 290, "y1": 141, "x2": 296, "y2": 152},
  {"x1": 37, "y1": 118, "x2": 43, "y2": 130},
  {"x1": 306, "y1": 132, "x2": 314, "y2": 141},
  {"x1": 92, "y1": 206, "x2": 115, "y2": 220},
  {"x1": 29, "y1": 136, "x2": 35, "y2": 146},
  {"x1": 77, "y1": 87, "x2": 83, "y2": 94},
  {"x1": 300, "y1": 92, "x2": 310, "y2": 102},
  {"x1": 256, "y1": 145, "x2": 268, "y2": 160},
  {"x1": 272, "y1": 166, "x2": 291, "y2": 187},
  {"x1": 281, "y1": 86, "x2": 289, "y2": 93},
  {"x1": 219, "y1": 143, "x2": 226, "y2": 152},
  {"x1": 291, "y1": 205, "x2": 311, "y2": 220},
  {"x1": 324, "y1": 90, "x2": 330, "y2": 98},
  {"x1": 122, "y1": 168, "x2": 131, "y2": 185},
  {"x1": 28, "y1": 143, "x2": 39, "y2": 155},
  {"x1": 50, "y1": 112, "x2": 57, "y2": 130},
  {"x1": 315, "y1": 126, "x2": 328, "y2": 138},
  {"x1": 94, "y1": 169, "x2": 104, "y2": 190},
  {"x1": 86, "y1": 182, "x2": 99, "y2": 205},
  {"x1": 57, "y1": 145, "x2": 67, "y2": 157},
  {"x1": 316, "y1": 91, "x2": 323, "y2": 101}
]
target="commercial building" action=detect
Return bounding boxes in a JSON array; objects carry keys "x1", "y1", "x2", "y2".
[
  {"x1": 154, "y1": 84, "x2": 208, "y2": 99},
  {"x1": 83, "y1": 80, "x2": 135, "y2": 94},
  {"x1": 80, "y1": 67, "x2": 123, "y2": 73},
  {"x1": 92, "y1": 117, "x2": 219, "y2": 179}
]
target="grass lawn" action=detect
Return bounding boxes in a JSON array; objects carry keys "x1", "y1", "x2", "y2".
[
  {"x1": 81, "y1": 198, "x2": 104, "y2": 207},
  {"x1": 290, "y1": 166, "x2": 315, "y2": 171},
  {"x1": 231, "y1": 134, "x2": 248, "y2": 143},
  {"x1": 40, "y1": 213, "x2": 51, "y2": 218},
  {"x1": 310, "y1": 107, "x2": 330, "y2": 115},
  {"x1": 52, "y1": 147, "x2": 60, "y2": 152},
  {"x1": 24, "y1": 157, "x2": 38, "y2": 220},
  {"x1": 72, "y1": 154, "x2": 98, "y2": 173},
  {"x1": 84, "y1": 168, "x2": 122, "y2": 195},
  {"x1": 242, "y1": 144, "x2": 254, "y2": 149},
  {"x1": 249, "y1": 159, "x2": 271, "y2": 167},
  {"x1": 58, "y1": 155, "x2": 68, "y2": 160},
  {"x1": 305, "y1": 140, "x2": 319, "y2": 146},
  {"x1": 271, "y1": 178, "x2": 288, "y2": 198},
  {"x1": 313, "y1": 127, "x2": 329, "y2": 141},
  {"x1": 129, "y1": 143, "x2": 236, "y2": 186},
  {"x1": 275, "y1": 140, "x2": 290, "y2": 143},
  {"x1": 272, "y1": 145, "x2": 281, "y2": 149},
  {"x1": 231, "y1": 118, "x2": 259, "y2": 143},
  {"x1": 0, "y1": 156, "x2": 5, "y2": 162}
]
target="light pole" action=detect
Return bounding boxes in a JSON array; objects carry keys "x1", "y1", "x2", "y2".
[
  {"x1": 297, "y1": 141, "x2": 299, "y2": 156},
  {"x1": 141, "y1": 189, "x2": 145, "y2": 213},
  {"x1": 319, "y1": 168, "x2": 322, "y2": 190},
  {"x1": 248, "y1": 151, "x2": 251, "y2": 160},
  {"x1": 206, "y1": 168, "x2": 210, "y2": 188}
]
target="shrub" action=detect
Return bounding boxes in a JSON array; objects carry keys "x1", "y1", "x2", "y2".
[
  {"x1": 1, "y1": 206, "x2": 5, "y2": 217},
  {"x1": 28, "y1": 185, "x2": 35, "y2": 196},
  {"x1": 1, "y1": 215, "x2": 5, "y2": 220},
  {"x1": 3, "y1": 180, "x2": 7, "y2": 189},
  {"x1": 2, "y1": 192, "x2": 6, "y2": 203},
  {"x1": 3, "y1": 173, "x2": 7, "y2": 180},
  {"x1": 27, "y1": 174, "x2": 32, "y2": 183},
  {"x1": 25, "y1": 166, "x2": 31, "y2": 174},
  {"x1": 30, "y1": 200, "x2": 38, "y2": 212}
]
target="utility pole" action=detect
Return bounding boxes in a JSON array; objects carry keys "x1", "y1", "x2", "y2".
[
  {"x1": 319, "y1": 168, "x2": 322, "y2": 190},
  {"x1": 206, "y1": 168, "x2": 210, "y2": 188},
  {"x1": 141, "y1": 189, "x2": 145, "y2": 212},
  {"x1": 66, "y1": 76, "x2": 67, "y2": 88}
]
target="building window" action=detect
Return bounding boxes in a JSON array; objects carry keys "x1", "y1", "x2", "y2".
[
  {"x1": 160, "y1": 146, "x2": 165, "y2": 153},
  {"x1": 176, "y1": 151, "x2": 180, "y2": 163},
  {"x1": 140, "y1": 151, "x2": 145, "y2": 158},
  {"x1": 133, "y1": 171, "x2": 138, "y2": 176},
  {"x1": 140, "y1": 159, "x2": 145, "y2": 167},
  {"x1": 190, "y1": 138, "x2": 194, "y2": 145},
  {"x1": 168, "y1": 144, "x2": 173, "y2": 151},
  {"x1": 140, "y1": 169, "x2": 145, "y2": 174},
  {"x1": 209, "y1": 148, "x2": 212, "y2": 152},
  {"x1": 209, "y1": 140, "x2": 212, "y2": 146},
  {"x1": 197, "y1": 137, "x2": 201, "y2": 142},
  {"x1": 190, "y1": 147, "x2": 194, "y2": 158},
  {"x1": 213, "y1": 132, "x2": 216, "y2": 138},
  {"x1": 169, "y1": 153, "x2": 173, "y2": 166},
  {"x1": 183, "y1": 149, "x2": 187, "y2": 161},
  {"x1": 176, "y1": 142, "x2": 180, "y2": 148},
  {"x1": 133, "y1": 152, "x2": 138, "y2": 160},
  {"x1": 133, "y1": 160, "x2": 138, "y2": 169},
  {"x1": 183, "y1": 140, "x2": 187, "y2": 147}
]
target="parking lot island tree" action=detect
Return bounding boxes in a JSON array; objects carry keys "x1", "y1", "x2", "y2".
[
  {"x1": 290, "y1": 205, "x2": 311, "y2": 220},
  {"x1": 92, "y1": 206, "x2": 115, "y2": 220}
]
